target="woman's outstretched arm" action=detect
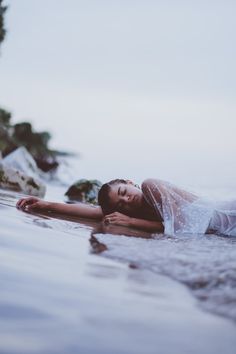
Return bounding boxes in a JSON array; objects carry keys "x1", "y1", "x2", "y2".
[{"x1": 16, "y1": 197, "x2": 103, "y2": 220}]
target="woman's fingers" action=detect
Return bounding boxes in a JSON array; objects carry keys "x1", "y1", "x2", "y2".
[
  {"x1": 16, "y1": 198, "x2": 27, "y2": 209},
  {"x1": 17, "y1": 198, "x2": 30, "y2": 209},
  {"x1": 16, "y1": 197, "x2": 39, "y2": 210},
  {"x1": 16, "y1": 198, "x2": 26, "y2": 208},
  {"x1": 104, "y1": 215, "x2": 127, "y2": 226},
  {"x1": 17, "y1": 199, "x2": 28, "y2": 210},
  {"x1": 104, "y1": 215, "x2": 117, "y2": 225},
  {"x1": 104, "y1": 212, "x2": 130, "y2": 227},
  {"x1": 26, "y1": 202, "x2": 39, "y2": 211},
  {"x1": 104, "y1": 212, "x2": 119, "y2": 221}
]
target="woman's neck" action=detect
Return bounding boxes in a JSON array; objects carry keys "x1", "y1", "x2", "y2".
[{"x1": 130, "y1": 196, "x2": 162, "y2": 222}]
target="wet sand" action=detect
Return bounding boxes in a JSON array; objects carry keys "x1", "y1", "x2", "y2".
[{"x1": 0, "y1": 188, "x2": 236, "y2": 354}]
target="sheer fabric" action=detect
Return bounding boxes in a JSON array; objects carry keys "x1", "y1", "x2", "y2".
[{"x1": 142, "y1": 179, "x2": 236, "y2": 237}]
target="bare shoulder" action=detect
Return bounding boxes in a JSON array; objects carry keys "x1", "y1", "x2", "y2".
[
  {"x1": 141, "y1": 178, "x2": 162, "y2": 204},
  {"x1": 141, "y1": 178, "x2": 161, "y2": 189}
]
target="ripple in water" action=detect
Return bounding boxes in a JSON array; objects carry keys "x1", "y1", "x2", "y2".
[{"x1": 95, "y1": 232, "x2": 236, "y2": 323}]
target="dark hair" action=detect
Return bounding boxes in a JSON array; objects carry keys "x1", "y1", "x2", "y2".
[
  {"x1": 98, "y1": 178, "x2": 159, "y2": 221},
  {"x1": 98, "y1": 179, "x2": 127, "y2": 215}
]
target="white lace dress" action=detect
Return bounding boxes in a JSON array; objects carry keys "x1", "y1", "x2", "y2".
[{"x1": 142, "y1": 178, "x2": 236, "y2": 237}]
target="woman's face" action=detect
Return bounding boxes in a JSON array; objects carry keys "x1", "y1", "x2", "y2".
[{"x1": 108, "y1": 182, "x2": 143, "y2": 214}]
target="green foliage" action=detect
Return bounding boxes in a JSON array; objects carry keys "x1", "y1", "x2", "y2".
[
  {"x1": 0, "y1": 125, "x2": 13, "y2": 152},
  {"x1": 0, "y1": 0, "x2": 7, "y2": 46},
  {"x1": 0, "y1": 108, "x2": 16, "y2": 153},
  {"x1": 12, "y1": 122, "x2": 52, "y2": 158},
  {"x1": 0, "y1": 106, "x2": 56, "y2": 163},
  {"x1": 0, "y1": 107, "x2": 11, "y2": 126}
]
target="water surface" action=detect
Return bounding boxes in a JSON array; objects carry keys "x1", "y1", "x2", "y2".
[{"x1": 0, "y1": 187, "x2": 236, "y2": 354}]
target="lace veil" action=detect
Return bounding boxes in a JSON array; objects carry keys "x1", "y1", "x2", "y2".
[{"x1": 141, "y1": 179, "x2": 214, "y2": 235}]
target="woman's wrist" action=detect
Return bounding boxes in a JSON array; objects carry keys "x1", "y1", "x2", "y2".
[
  {"x1": 128, "y1": 217, "x2": 163, "y2": 232},
  {"x1": 129, "y1": 217, "x2": 136, "y2": 228},
  {"x1": 43, "y1": 201, "x2": 55, "y2": 212}
]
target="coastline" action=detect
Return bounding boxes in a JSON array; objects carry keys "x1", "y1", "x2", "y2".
[{"x1": 0, "y1": 188, "x2": 236, "y2": 354}]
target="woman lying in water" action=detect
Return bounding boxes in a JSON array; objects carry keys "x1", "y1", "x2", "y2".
[
  {"x1": 17, "y1": 179, "x2": 164, "y2": 233},
  {"x1": 16, "y1": 178, "x2": 236, "y2": 237}
]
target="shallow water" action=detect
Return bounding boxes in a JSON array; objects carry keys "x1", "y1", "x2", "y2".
[
  {"x1": 1, "y1": 186, "x2": 236, "y2": 354},
  {"x1": 95, "y1": 231, "x2": 236, "y2": 322}
]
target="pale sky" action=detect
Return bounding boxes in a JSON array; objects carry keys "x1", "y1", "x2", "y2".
[{"x1": 0, "y1": 0, "x2": 236, "y2": 190}]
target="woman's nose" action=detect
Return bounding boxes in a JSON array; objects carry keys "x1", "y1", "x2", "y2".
[{"x1": 121, "y1": 195, "x2": 130, "y2": 203}]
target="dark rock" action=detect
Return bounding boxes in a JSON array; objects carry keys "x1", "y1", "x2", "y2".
[
  {"x1": 0, "y1": 107, "x2": 73, "y2": 174},
  {"x1": 34, "y1": 157, "x2": 59, "y2": 172},
  {"x1": 0, "y1": 163, "x2": 46, "y2": 197},
  {"x1": 65, "y1": 179, "x2": 102, "y2": 204},
  {"x1": 1, "y1": 147, "x2": 46, "y2": 196},
  {"x1": 12, "y1": 122, "x2": 60, "y2": 172}
]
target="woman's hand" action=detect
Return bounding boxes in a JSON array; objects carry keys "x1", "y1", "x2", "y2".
[
  {"x1": 104, "y1": 211, "x2": 164, "y2": 233},
  {"x1": 103, "y1": 212, "x2": 132, "y2": 227},
  {"x1": 16, "y1": 197, "x2": 49, "y2": 212}
]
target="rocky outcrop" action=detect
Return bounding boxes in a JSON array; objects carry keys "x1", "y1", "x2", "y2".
[
  {"x1": 65, "y1": 179, "x2": 102, "y2": 204},
  {"x1": 0, "y1": 163, "x2": 46, "y2": 197},
  {"x1": 11, "y1": 121, "x2": 59, "y2": 172},
  {"x1": 0, "y1": 108, "x2": 67, "y2": 172},
  {"x1": 3, "y1": 146, "x2": 42, "y2": 180},
  {"x1": 0, "y1": 147, "x2": 46, "y2": 197}
]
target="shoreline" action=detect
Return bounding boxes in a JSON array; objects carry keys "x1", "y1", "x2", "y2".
[{"x1": 0, "y1": 187, "x2": 236, "y2": 354}]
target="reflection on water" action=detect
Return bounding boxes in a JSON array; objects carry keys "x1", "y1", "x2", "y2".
[{"x1": 90, "y1": 235, "x2": 108, "y2": 254}]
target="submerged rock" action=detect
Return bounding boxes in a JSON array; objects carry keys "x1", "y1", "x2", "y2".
[
  {"x1": 65, "y1": 179, "x2": 102, "y2": 204},
  {"x1": 0, "y1": 163, "x2": 46, "y2": 197}
]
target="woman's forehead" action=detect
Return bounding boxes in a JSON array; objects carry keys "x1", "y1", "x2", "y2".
[{"x1": 109, "y1": 183, "x2": 124, "y2": 196}]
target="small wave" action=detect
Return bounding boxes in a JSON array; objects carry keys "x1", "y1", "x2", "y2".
[{"x1": 95, "y1": 232, "x2": 236, "y2": 322}]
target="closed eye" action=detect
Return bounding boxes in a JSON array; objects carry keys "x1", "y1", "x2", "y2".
[{"x1": 118, "y1": 187, "x2": 126, "y2": 197}]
